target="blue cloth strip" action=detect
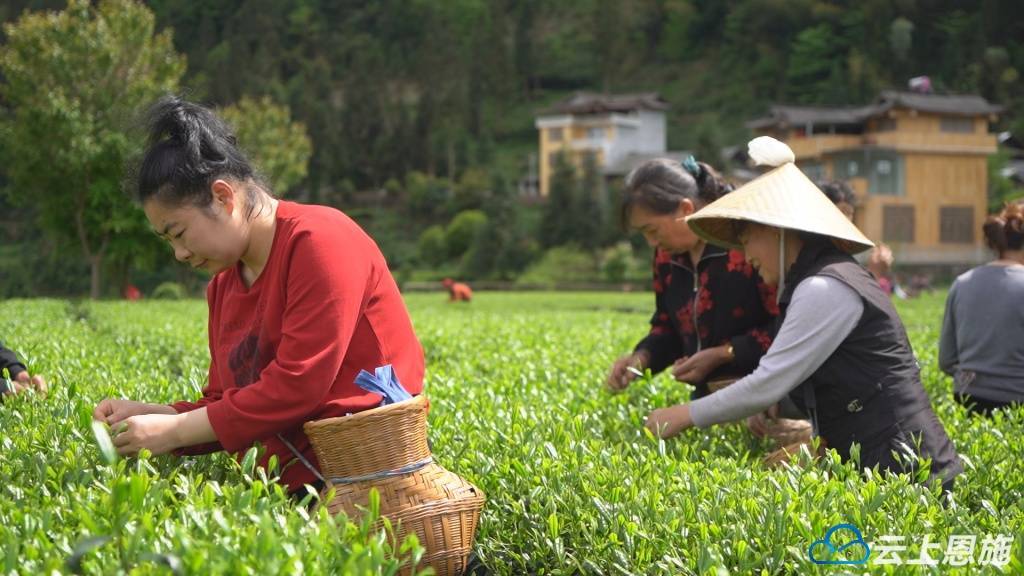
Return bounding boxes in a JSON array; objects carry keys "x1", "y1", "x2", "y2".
[{"x1": 354, "y1": 364, "x2": 412, "y2": 405}]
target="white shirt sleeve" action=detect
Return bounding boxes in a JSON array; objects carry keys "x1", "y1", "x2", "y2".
[{"x1": 689, "y1": 275, "x2": 864, "y2": 428}]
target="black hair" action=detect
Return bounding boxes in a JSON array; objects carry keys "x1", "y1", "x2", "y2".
[
  {"x1": 134, "y1": 95, "x2": 266, "y2": 217},
  {"x1": 983, "y1": 202, "x2": 1024, "y2": 255},
  {"x1": 620, "y1": 158, "x2": 733, "y2": 229},
  {"x1": 816, "y1": 180, "x2": 857, "y2": 207}
]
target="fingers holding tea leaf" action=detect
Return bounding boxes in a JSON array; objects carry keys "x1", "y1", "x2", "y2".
[
  {"x1": 644, "y1": 404, "x2": 692, "y2": 439},
  {"x1": 14, "y1": 371, "x2": 47, "y2": 395},
  {"x1": 111, "y1": 414, "x2": 181, "y2": 456},
  {"x1": 93, "y1": 398, "x2": 117, "y2": 423},
  {"x1": 606, "y1": 355, "x2": 636, "y2": 391}
]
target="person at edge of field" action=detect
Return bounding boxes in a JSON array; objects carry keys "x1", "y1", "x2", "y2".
[
  {"x1": 645, "y1": 136, "x2": 962, "y2": 493},
  {"x1": 92, "y1": 96, "x2": 425, "y2": 497},
  {"x1": 1, "y1": 341, "x2": 47, "y2": 398},
  {"x1": 939, "y1": 201, "x2": 1024, "y2": 416},
  {"x1": 817, "y1": 179, "x2": 906, "y2": 299},
  {"x1": 606, "y1": 156, "x2": 778, "y2": 401},
  {"x1": 442, "y1": 278, "x2": 473, "y2": 302}
]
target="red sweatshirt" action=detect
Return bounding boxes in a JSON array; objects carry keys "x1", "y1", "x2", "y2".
[{"x1": 171, "y1": 201, "x2": 425, "y2": 491}]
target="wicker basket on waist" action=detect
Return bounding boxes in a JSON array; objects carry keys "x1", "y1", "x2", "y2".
[
  {"x1": 706, "y1": 376, "x2": 816, "y2": 467},
  {"x1": 304, "y1": 395, "x2": 485, "y2": 576}
]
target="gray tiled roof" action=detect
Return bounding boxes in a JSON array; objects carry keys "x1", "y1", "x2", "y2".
[
  {"x1": 747, "y1": 105, "x2": 878, "y2": 129},
  {"x1": 545, "y1": 92, "x2": 669, "y2": 115},
  {"x1": 748, "y1": 91, "x2": 1003, "y2": 129},
  {"x1": 877, "y1": 91, "x2": 1004, "y2": 116}
]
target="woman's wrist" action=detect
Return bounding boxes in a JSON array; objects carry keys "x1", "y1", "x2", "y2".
[{"x1": 719, "y1": 343, "x2": 735, "y2": 365}]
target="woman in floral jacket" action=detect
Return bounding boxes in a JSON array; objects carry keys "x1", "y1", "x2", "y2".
[{"x1": 607, "y1": 158, "x2": 778, "y2": 400}]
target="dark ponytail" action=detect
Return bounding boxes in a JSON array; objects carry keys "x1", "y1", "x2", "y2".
[
  {"x1": 135, "y1": 95, "x2": 261, "y2": 213},
  {"x1": 620, "y1": 157, "x2": 732, "y2": 228},
  {"x1": 983, "y1": 202, "x2": 1024, "y2": 255}
]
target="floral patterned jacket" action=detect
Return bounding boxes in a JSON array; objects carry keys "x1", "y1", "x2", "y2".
[{"x1": 634, "y1": 244, "x2": 778, "y2": 397}]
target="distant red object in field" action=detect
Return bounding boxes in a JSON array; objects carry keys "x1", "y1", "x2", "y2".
[
  {"x1": 442, "y1": 278, "x2": 473, "y2": 302},
  {"x1": 123, "y1": 284, "x2": 142, "y2": 301}
]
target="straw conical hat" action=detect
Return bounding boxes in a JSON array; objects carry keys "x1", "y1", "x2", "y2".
[{"x1": 686, "y1": 137, "x2": 874, "y2": 254}]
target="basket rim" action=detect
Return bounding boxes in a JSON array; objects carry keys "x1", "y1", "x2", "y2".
[{"x1": 305, "y1": 393, "x2": 427, "y2": 432}]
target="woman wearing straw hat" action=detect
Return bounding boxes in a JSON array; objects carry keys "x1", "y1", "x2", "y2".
[
  {"x1": 607, "y1": 157, "x2": 778, "y2": 398},
  {"x1": 645, "y1": 137, "x2": 962, "y2": 490}
]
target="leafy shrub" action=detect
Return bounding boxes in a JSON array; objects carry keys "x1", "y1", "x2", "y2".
[
  {"x1": 417, "y1": 225, "x2": 448, "y2": 268},
  {"x1": 601, "y1": 241, "x2": 641, "y2": 283},
  {"x1": 515, "y1": 245, "x2": 598, "y2": 287},
  {"x1": 445, "y1": 210, "x2": 488, "y2": 260},
  {"x1": 151, "y1": 281, "x2": 187, "y2": 300}
]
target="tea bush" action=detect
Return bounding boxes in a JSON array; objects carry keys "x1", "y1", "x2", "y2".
[{"x1": 1, "y1": 292, "x2": 1021, "y2": 574}]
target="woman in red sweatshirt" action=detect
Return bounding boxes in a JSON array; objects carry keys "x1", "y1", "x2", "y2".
[{"x1": 93, "y1": 96, "x2": 424, "y2": 494}]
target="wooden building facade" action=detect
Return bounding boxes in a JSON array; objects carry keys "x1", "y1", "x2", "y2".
[{"x1": 749, "y1": 91, "x2": 1002, "y2": 265}]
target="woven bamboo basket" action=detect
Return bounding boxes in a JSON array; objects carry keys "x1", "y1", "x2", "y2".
[
  {"x1": 304, "y1": 395, "x2": 485, "y2": 576},
  {"x1": 763, "y1": 437, "x2": 827, "y2": 468},
  {"x1": 707, "y1": 377, "x2": 738, "y2": 393},
  {"x1": 707, "y1": 377, "x2": 815, "y2": 466}
]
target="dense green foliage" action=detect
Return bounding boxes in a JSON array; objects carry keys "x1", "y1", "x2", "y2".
[
  {"x1": 0, "y1": 0, "x2": 185, "y2": 299},
  {"x1": 220, "y1": 96, "x2": 312, "y2": 197},
  {"x1": 2, "y1": 292, "x2": 1022, "y2": 573},
  {"x1": 1, "y1": 0, "x2": 1023, "y2": 295}
]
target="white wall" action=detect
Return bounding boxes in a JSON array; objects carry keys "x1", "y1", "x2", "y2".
[{"x1": 606, "y1": 111, "x2": 667, "y2": 167}]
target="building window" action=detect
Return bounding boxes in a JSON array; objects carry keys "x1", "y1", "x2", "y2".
[
  {"x1": 940, "y1": 117, "x2": 975, "y2": 133},
  {"x1": 800, "y1": 162, "x2": 826, "y2": 182},
  {"x1": 833, "y1": 153, "x2": 861, "y2": 180},
  {"x1": 548, "y1": 127, "x2": 563, "y2": 142},
  {"x1": 587, "y1": 127, "x2": 604, "y2": 140},
  {"x1": 870, "y1": 152, "x2": 903, "y2": 195},
  {"x1": 875, "y1": 118, "x2": 897, "y2": 132},
  {"x1": 832, "y1": 150, "x2": 903, "y2": 196},
  {"x1": 883, "y1": 205, "x2": 914, "y2": 243},
  {"x1": 940, "y1": 206, "x2": 974, "y2": 243}
]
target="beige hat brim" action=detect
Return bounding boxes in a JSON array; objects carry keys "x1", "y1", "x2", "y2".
[{"x1": 686, "y1": 163, "x2": 874, "y2": 254}]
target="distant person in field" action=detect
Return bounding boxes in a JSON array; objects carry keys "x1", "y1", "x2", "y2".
[
  {"x1": 92, "y1": 96, "x2": 424, "y2": 496},
  {"x1": 939, "y1": 202, "x2": 1024, "y2": 415},
  {"x1": 606, "y1": 156, "x2": 778, "y2": 402},
  {"x1": 123, "y1": 284, "x2": 142, "y2": 301},
  {"x1": 817, "y1": 179, "x2": 905, "y2": 298},
  {"x1": 442, "y1": 278, "x2": 473, "y2": 302},
  {"x1": 646, "y1": 137, "x2": 962, "y2": 492},
  {"x1": 0, "y1": 341, "x2": 47, "y2": 397},
  {"x1": 816, "y1": 179, "x2": 856, "y2": 222}
]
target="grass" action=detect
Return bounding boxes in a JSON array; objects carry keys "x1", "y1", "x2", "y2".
[{"x1": 1, "y1": 291, "x2": 1022, "y2": 574}]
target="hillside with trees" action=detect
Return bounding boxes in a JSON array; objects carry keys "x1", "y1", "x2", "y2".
[{"x1": 1, "y1": 0, "x2": 1022, "y2": 296}]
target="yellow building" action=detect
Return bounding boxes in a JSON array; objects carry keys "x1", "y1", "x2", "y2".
[
  {"x1": 534, "y1": 93, "x2": 677, "y2": 198},
  {"x1": 749, "y1": 91, "x2": 1002, "y2": 265}
]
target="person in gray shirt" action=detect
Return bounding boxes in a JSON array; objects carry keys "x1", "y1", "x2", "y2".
[{"x1": 939, "y1": 202, "x2": 1024, "y2": 414}]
